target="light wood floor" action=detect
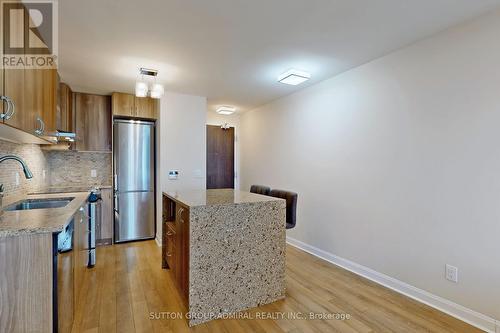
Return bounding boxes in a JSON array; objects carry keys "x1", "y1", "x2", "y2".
[{"x1": 72, "y1": 240, "x2": 482, "y2": 333}]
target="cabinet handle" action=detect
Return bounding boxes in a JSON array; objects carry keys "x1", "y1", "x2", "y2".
[
  {"x1": 166, "y1": 252, "x2": 172, "y2": 257},
  {"x1": 79, "y1": 206, "x2": 89, "y2": 219},
  {"x1": 166, "y1": 231, "x2": 173, "y2": 236},
  {"x1": 0, "y1": 96, "x2": 15, "y2": 120},
  {"x1": 34, "y1": 117, "x2": 45, "y2": 135}
]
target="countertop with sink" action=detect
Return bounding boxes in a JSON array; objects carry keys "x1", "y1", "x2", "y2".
[
  {"x1": 31, "y1": 184, "x2": 112, "y2": 194},
  {"x1": 0, "y1": 191, "x2": 90, "y2": 237}
]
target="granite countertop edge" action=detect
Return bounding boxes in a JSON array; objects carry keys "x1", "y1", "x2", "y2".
[
  {"x1": 163, "y1": 189, "x2": 286, "y2": 208},
  {"x1": 0, "y1": 191, "x2": 90, "y2": 237},
  {"x1": 30, "y1": 184, "x2": 113, "y2": 194}
]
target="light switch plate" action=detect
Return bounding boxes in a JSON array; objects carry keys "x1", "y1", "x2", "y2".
[
  {"x1": 15, "y1": 172, "x2": 20, "y2": 185},
  {"x1": 91, "y1": 169, "x2": 97, "y2": 178}
]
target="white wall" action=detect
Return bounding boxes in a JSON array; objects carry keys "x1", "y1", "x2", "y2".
[
  {"x1": 206, "y1": 111, "x2": 241, "y2": 189},
  {"x1": 240, "y1": 9, "x2": 500, "y2": 322},
  {"x1": 156, "y1": 91, "x2": 207, "y2": 240}
]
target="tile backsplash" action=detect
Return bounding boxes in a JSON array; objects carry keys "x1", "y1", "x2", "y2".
[
  {"x1": 0, "y1": 140, "x2": 48, "y2": 198},
  {"x1": 46, "y1": 150, "x2": 112, "y2": 187},
  {"x1": 0, "y1": 139, "x2": 112, "y2": 198}
]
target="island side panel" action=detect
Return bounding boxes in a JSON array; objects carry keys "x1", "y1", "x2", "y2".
[{"x1": 188, "y1": 199, "x2": 286, "y2": 326}]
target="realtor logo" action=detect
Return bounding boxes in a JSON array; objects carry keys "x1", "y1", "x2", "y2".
[{"x1": 1, "y1": 0, "x2": 58, "y2": 69}]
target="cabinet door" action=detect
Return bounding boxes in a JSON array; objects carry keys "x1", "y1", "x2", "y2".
[
  {"x1": 166, "y1": 224, "x2": 176, "y2": 270},
  {"x1": 57, "y1": 246, "x2": 74, "y2": 333},
  {"x1": 74, "y1": 93, "x2": 112, "y2": 151},
  {"x1": 99, "y1": 188, "x2": 113, "y2": 244},
  {"x1": 58, "y1": 83, "x2": 73, "y2": 132},
  {"x1": 135, "y1": 97, "x2": 158, "y2": 119},
  {"x1": 4, "y1": 69, "x2": 57, "y2": 134},
  {"x1": 175, "y1": 205, "x2": 189, "y2": 303},
  {"x1": 112, "y1": 93, "x2": 135, "y2": 117},
  {"x1": 22, "y1": 69, "x2": 42, "y2": 134},
  {"x1": 73, "y1": 206, "x2": 87, "y2": 305},
  {"x1": 3, "y1": 69, "x2": 26, "y2": 130},
  {"x1": 41, "y1": 69, "x2": 57, "y2": 132},
  {"x1": 25, "y1": 69, "x2": 57, "y2": 134}
]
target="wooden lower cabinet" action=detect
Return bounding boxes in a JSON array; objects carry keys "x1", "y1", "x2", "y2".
[
  {"x1": 0, "y1": 233, "x2": 53, "y2": 332},
  {"x1": 0, "y1": 203, "x2": 88, "y2": 333},
  {"x1": 73, "y1": 204, "x2": 89, "y2": 310},
  {"x1": 57, "y1": 241, "x2": 74, "y2": 333},
  {"x1": 162, "y1": 194, "x2": 190, "y2": 305},
  {"x1": 165, "y1": 222, "x2": 176, "y2": 271}
]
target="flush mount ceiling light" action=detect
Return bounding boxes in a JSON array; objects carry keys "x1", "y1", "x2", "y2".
[
  {"x1": 277, "y1": 69, "x2": 311, "y2": 85},
  {"x1": 135, "y1": 68, "x2": 164, "y2": 99},
  {"x1": 216, "y1": 106, "x2": 236, "y2": 115}
]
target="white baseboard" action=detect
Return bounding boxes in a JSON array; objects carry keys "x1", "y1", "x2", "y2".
[
  {"x1": 154, "y1": 236, "x2": 162, "y2": 247},
  {"x1": 286, "y1": 236, "x2": 498, "y2": 333}
]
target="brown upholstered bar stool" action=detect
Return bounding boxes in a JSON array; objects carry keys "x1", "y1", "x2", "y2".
[
  {"x1": 250, "y1": 185, "x2": 271, "y2": 196},
  {"x1": 269, "y1": 189, "x2": 297, "y2": 229}
]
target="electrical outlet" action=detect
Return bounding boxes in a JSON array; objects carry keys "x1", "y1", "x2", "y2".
[
  {"x1": 445, "y1": 264, "x2": 458, "y2": 283},
  {"x1": 168, "y1": 170, "x2": 179, "y2": 180},
  {"x1": 91, "y1": 169, "x2": 97, "y2": 178},
  {"x1": 42, "y1": 170, "x2": 46, "y2": 179},
  {"x1": 15, "y1": 172, "x2": 20, "y2": 186}
]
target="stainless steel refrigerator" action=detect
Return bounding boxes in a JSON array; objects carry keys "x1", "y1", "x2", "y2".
[{"x1": 113, "y1": 119, "x2": 156, "y2": 243}]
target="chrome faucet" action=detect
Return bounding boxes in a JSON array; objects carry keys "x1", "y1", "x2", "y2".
[{"x1": 0, "y1": 155, "x2": 33, "y2": 179}]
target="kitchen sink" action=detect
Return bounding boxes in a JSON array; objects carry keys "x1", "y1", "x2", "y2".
[{"x1": 3, "y1": 197, "x2": 75, "y2": 211}]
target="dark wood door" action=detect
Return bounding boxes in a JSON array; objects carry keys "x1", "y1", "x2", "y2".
[{"x1": 206, "y1": 125, "x2": 234, "y2": 189}]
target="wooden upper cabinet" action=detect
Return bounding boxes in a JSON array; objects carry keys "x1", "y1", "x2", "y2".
[
  {"x1": 58, "y1": 82, "x2": 73, "y2": 132},
  {"x1": 3, "y1": 69, "x2": 26, "y2": 130},
  {"x1": 112, "y1": 92, "x2": 158, "y2": 119},
  {"x1": 135, "y1": 97, "x2": 158, "y2": 119},
  {"x1": 41, "y1": 69, "x2": 57, "y2": 132},
  {"x1": 112, "y1": 93, "x2": 135, "y2": 117},
  {"x1": 3, "y1": 69, "x2": 57, "y2": 135},
  {"x1": 74, "y1": 93, "x2": 111, "y2": 152},
  {"x1": 2, "y1": 4, "x2": 57, "y2": 136},
  {"x1": 23, "y1": 69, "x2": 43, "y2": 135}
]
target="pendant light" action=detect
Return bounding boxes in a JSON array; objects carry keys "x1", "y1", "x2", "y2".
[{"x1": 135, "y1": 68, "x2": 164, "y2": 99}]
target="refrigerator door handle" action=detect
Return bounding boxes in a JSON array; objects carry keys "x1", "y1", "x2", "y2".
[{"x1": 114, "y1": 192, "x2": 119, "y2": 214}]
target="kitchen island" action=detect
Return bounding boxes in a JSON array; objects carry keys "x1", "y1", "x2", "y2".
[{"x1": 162, "y1": 189, "x2": 286, "y2": 326}]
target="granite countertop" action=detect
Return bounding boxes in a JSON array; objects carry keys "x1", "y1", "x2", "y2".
[
  {"x1": 163, "y1": 189, "x2": 283, "y2": 207},
  {"x1": 0, "y1": 192, "x2": 90, "y2": 237},
  {"x1": 30, "y1": 184, "x2": 112, "y2": 194}
]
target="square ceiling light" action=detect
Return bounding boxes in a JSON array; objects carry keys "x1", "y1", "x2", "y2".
[
  {"x1": 278, "y1": 69, "x2": 311, "y2": 85},
  {"x1": 216, "y1": 106, "x2": 236, "y2": 115}
]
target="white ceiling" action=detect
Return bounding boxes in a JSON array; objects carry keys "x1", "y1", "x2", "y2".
[{"x1": 59, "y1": 0, "x2": 500, "y2": 113}]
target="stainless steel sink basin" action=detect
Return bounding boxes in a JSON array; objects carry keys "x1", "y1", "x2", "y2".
[{"x1": 3, "y1": 197, "x2": 75, "y2": 211}]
